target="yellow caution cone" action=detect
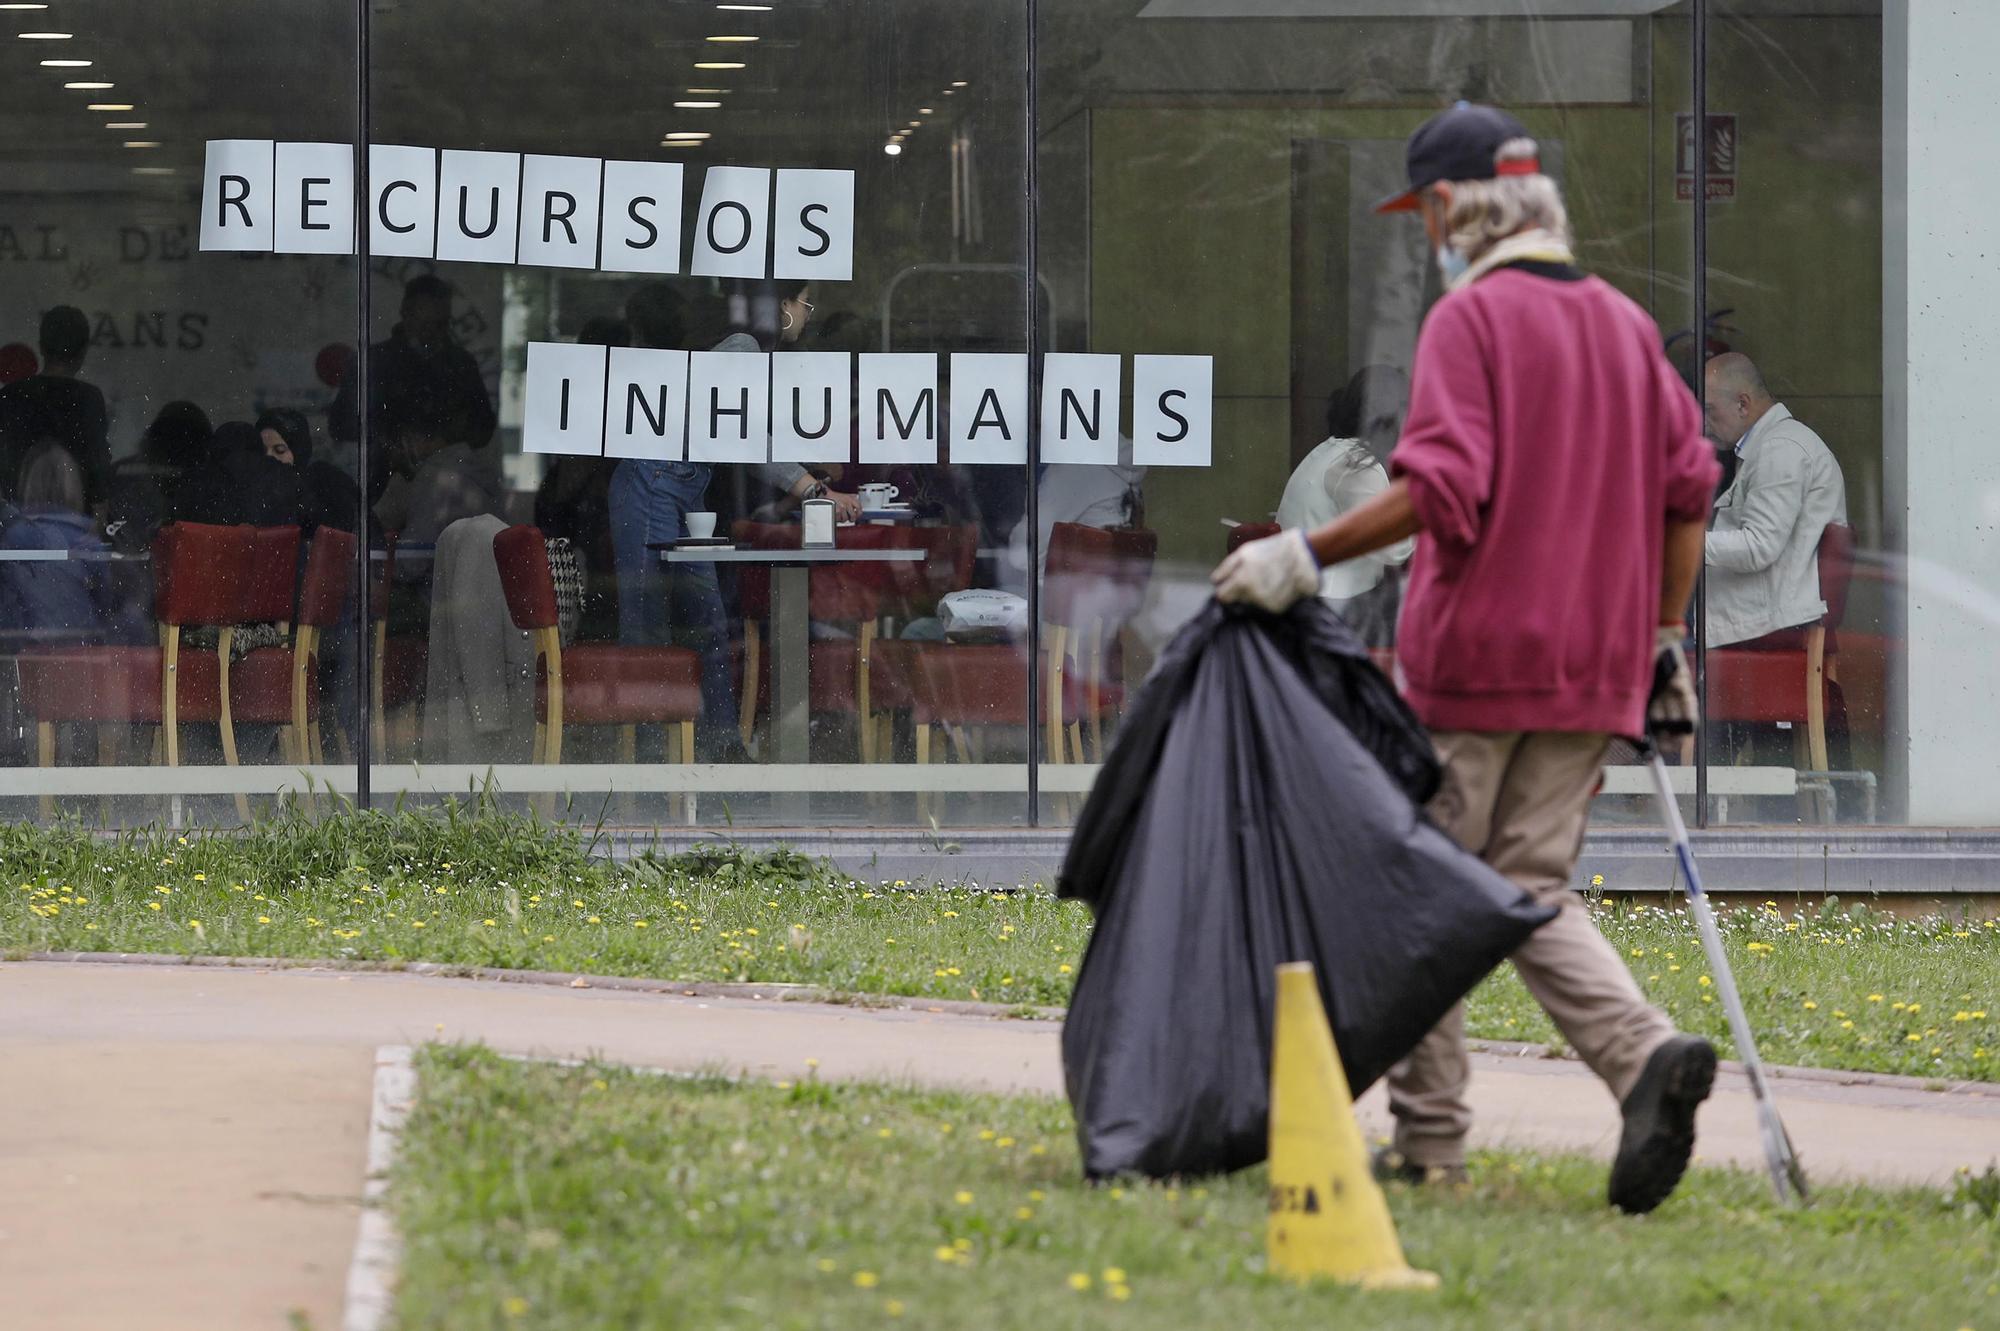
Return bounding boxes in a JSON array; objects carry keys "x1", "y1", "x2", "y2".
[{"x1": 1267, "y1": 961, "x2": 1439, "y2": 1291}]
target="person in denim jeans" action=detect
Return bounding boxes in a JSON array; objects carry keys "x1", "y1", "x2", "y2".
[{"x1": 608, "y1": 282, "x2": 858, "y2": 757}]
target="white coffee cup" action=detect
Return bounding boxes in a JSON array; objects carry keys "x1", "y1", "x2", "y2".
[
  {"x1": 858, "y1": 482, "x2": 899, "y2": 509},
  {"x1": 684, "y1": 511, "x2": 717, "y2": 540}
]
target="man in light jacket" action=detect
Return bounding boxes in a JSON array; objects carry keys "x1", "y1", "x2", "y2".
[
  {"x1": 1213, "y1": 103, "x2": 1720, "y2": 1215},
  {"x1": 1700, "y1": 353, "x2": 1848, "y2": 646}
]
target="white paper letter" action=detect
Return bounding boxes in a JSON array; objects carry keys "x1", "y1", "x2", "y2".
[
  {"x1": 770, "y1": 352, "x2": 852, "y2": 463},
  {"x1": 948, "y1": 354, "x2": 1027, "y2": 466},
  {"x1": 369, "y1": 145, "x2": 436, "y2": 259},
  {"x1": 689, "y1": 166, "x2": 771, "y2": 279},
  {"x1": 517, "y1": 154, "x2": 602, "y2": 270},
  {"x1": 200, "y1": 140, "x2": 274, "y2": 252},
  {"x1": 604, "y1": 347, "x2": 690, "y2": 461},
  {"x1": 687, "y1": 350, "x2": 770, "y2": 462},
  {"x1": 522, "y1": 342, "x2": 608, "y2": 457},
  {"x1": 772, "y1": 169, "x2": 854, "y2": 282},
  {"x1": 274, "y1": 142, "x2": 353, "y2": 255},
  {"x1": 600, "y1": 160, "x2": 685, "y2": 276},
  {"x1": 1039, "y1": 353, "x2": 1122, "y2": 465},
  {"x1": 436, "y1": 149, "x2": 521, "y2": 265},
  {"x1": 1132, "y1": 355, "x2": 1213, "y2": 467},
  {"x1": 860, "y1": 353, "x2": 938, "y2": 464}
]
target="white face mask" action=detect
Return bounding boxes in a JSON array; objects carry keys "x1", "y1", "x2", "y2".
[{"x1": 1435, "y1": 244, "x2": 1470, "y2": 285}]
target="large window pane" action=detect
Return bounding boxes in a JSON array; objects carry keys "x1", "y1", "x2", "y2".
[
  {"x1": 0, "y1": 2, "x2": 362, "y2": 827},
  {"x1": 366, "y1": 0, "x2": 1031, "y2": 827},
  {"x1": 1035, "y1": 4, "x2": 1696, "y2": 825},
  {"x1": 1701, "y1": 1, "x2": 1885, "y2": 827}
]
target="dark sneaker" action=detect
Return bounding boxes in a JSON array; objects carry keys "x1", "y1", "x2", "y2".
[
  {"x1": 1609, "y1": 1035, "x2": 1716, "y2": 1214},
  {"x1": 1370, "y1": 1146, "x2": 1469, "y2": 1188}
]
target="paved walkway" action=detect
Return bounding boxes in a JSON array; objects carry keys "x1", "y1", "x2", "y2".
[{"x1": 4, "y1": 961, "x2": 1997, "y2": 1330}]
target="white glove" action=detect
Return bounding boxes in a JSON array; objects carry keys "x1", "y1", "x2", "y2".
[{"x1": 1211, "y1": 529, "x2": 1319, "y2": 613}]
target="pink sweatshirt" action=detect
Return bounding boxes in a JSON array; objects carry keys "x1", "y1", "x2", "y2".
[{"x1": 1389, "y1": 267, "x2": 1719, "y2": 736}]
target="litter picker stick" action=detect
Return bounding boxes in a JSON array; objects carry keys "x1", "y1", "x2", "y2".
[{"x1": 1637, "y1": 737, "x2": 1810, "y2": 1205}]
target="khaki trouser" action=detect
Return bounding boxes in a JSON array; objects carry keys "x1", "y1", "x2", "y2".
[{"x1": 1387, "y1": 730, "x2": 1676, "y2": 1168}]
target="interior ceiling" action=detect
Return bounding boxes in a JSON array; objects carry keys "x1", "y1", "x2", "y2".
[{"x1": 0, "y1": 0, "x2": 1876, "y2": 192}]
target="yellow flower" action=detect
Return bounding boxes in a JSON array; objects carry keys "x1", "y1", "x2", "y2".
[
  {"x1": 953, "y1": 1190, "x2": 974, "y2": 1205},
  {"x1": 153, "y1": 885, "x2": 171, "y2": 895},
  {"x1": 878, "y1": 1128, "x2": 893, "y2": 1139},
  {"x1": 1908, "y1": 1003, "x2": 1923, "y2": 1014},
  {"x1": 502, "y1": 1296, "x2": 528, "y2": 1319},
  {"x1": 1591, "y1": 875, "x2": 1604, "y2": 886},
  {"x1": 852, "y1": 1271, "x2": 879, "y2": 1289},
  {"x1": 1058, "y1": 964, "x2": 1073, "y2": 975},
  {"x1": 147, "y1": 901, "x2": 162, "y2": 912},
  {"x1": 979, "y1": 1129, "x2": 997, "y2": 1141},
  {"x1": 1015, "y1": 1206, "x2": 1034, "y2": 1220},
  {"x1": 1803, "y1": 1001, "x2": 1818, "y2": 1011},
  {"x1": 1102, "y1": 1267, "x2": 1127, "y2": 1284},
  {"x1": 1067, "y1": 1273, "x2": 1092, "y2": 1292},
  {"x1": 952, "y1": 1238, "x2": 972, "y2": 1252},
  {"x1": 1698, "y1": 975, "x2": 1712, "y2": 987},
  {"x1": 885, "y1": 1300, "x2": 905, "y2": 1317},
  {"x1": 1109, "y1": 1285, "x2": 1132, "y2": 1302},
  {"x1": 1907, "y1": 1033, "x2": 1923, "y2": 1043},
  {"x1": 816, "y1": 1258, "x2": 837, "y2": 1273},
  {"x1": 934, "y1": 1246, "x2": 957, "y2": 1263},
  {"x1": 483, "y1": 919, "x2": 497, "y2": 927},
  {"x1": 1867, "y1": 993, "x2": 1884, "y2": 1002},
  {"x1": 435, "y1": 887, "x2": 448, "y2": 895},
  {"x1": 996, "y1": 1136, "x2": 1015, "y2": 1148},
  {"x1": 1029, "y1": 1190, "x2": 1046, "y2": 1202},
  {"x1": 1841, "y1": 1020, "x2": 1854, "y2": 1029},
  {"x1": 192, "y1": 873, "x2": 206, "y2": 882},
  {"x1": 634, "y1": 920, "x2": 649, "y2": 929},
  {"x1": 257, "y1": 916, "x2": 271, "y2": 924}
]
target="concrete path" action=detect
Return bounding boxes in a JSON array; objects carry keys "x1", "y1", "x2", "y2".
[{"x1": 4, "y1": 961, "x2": 1997, "y2": 1331}]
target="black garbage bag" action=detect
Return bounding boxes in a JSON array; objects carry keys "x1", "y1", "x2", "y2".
[{"x1": 1058, "y1": 599, "x2": 1557, "y2": 1180}]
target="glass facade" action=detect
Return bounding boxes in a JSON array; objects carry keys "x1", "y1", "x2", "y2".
[{"x1": 0, "y1": 1, "x2": 1974, "y2": 838}]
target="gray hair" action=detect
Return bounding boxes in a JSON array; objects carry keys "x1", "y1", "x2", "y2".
[
  {"x1": 1443, "y1": 137, "x2": 1572, "y2": 260},
  {"x1": 18, "y1": 440, "x2": 82, "y2": 512}
]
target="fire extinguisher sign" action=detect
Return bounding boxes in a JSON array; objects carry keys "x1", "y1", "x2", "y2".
[{"x1": 1676, "y1": 112, "x2": 1737, "y2": 202}]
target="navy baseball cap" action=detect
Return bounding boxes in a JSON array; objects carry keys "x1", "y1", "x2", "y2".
[{"x1": 1375, "y1": 102, "x2": 1538, "y2": 214}]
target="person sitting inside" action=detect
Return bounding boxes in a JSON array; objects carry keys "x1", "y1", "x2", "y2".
[
  {"x1": 0, "y1": 440, "x2": 116, "y2": 644},
  {"x1": 1277, "y1": 366, "x2": 1416, "y2": 644},
  {"x1": 257, "y1": 408, "x2": 363, "y2": 533},
  {"x1": 1700, "y1": 353, "x2": 1848, "y2": 647}
]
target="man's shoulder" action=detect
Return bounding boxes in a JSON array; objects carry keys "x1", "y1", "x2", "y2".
[{"x1": 1760, "y1": 409, "x2": 1834, "y2": 458}]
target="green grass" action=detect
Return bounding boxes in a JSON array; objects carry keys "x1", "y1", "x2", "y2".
[
  {"x1": 1, "y1": 808, "x2": 1994, "y2": 1080},
  {"x1": 391, "y1": 1045, "x2": 2000, "y2": 1331}
]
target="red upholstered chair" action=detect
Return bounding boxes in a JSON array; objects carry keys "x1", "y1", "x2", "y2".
[
  {"x1": 232, "y1": 526, "x2": 355, "y2": 765},
  {"x1": 1227, "y1": 520, "x2": 1281, "y2": 553},
  {"x1": 371, "y1": 534, "x2": 429, "y2": 761},
  {"x1": 17, "y1": 522, "x2": 256, "y2": 817},
  {"x1": 492, "y1": 524, "x2": 701, "y2": 766},
  {"x1": 911, "y1": 522, "x2": 1158, "y2": 779},
  {"x1": 732, "y1": 521, "x2": 898, "y2": 761},
  {"x1": 1706, "y1": 523, "x2": 1856, "y2": 810},
  {"x1": 867, "y1": 523, "x2": 977, "y2": 762},
  {"x1": 731, "y1": 520, "x2": 801, "y2": 746}
]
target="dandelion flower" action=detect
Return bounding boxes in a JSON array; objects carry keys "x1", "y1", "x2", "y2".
[
  {"x1": 1102, "y1": 1268, "x2": 1127, "y2": 1284},
  {"x1": 934, "y1": 1246, "x2": 957, "y2": 1263},
  {"x1": 1058, "y1": 964, "x2": 1073, "y2": 975},
  {"x1": 954, "y1": 1190, "x2": 974, "y2": 1205},
  {"x1": 816, "y1": 1258, "x2": 838, "y2": 1273},
  {"x1": 1109, "y1": 1285, "x2": 1132, "y2": 1302},
  {"x1": 257, "y1": 915, "x2": 271, "y2": 924},
  {"x1": 1015, "y1": 1206, "x2": 1034, "y2": 1220},
  {"x1": 885, "y1": 1299, "x2": 905, "y2": 1317},
  {"x1": 1803, "y1": 1001, "x2": 1818, "y2": 1011},
  {"x1": 1067, "y1": 1273, "x2": 1092, "y2": 1292},
  {"x1": 852, "y1": 1271, "x2": 879, "y2": 1289}
]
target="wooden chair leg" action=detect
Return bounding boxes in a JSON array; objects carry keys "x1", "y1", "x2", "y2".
[
  {"x1": 531, "y1": 721, "x2": 547, "y2": 765},
  {"x1": 915, "y1": 721, "x2": 933, "y2": 822},
  {"x1": 1067, "y1": 721, "x2": 1087, "y2": 765},
  {"x1": 1044, "y1": 626, "x2": 1067, "y2": 766},
  {"x1": 738, "y1": 622, "x2": 761, "y2": 747},
  {"x1": 36, "y1": 720, "x2": 54, "y2": 821},
  {"x1": 949, "y1": 723, "x2": 974, "y2": 764},
  {"x1": 679, "y1": 719, "x2": 697, "y2": 825},
  {"x1": 857, "y1": 623, "x2": 876, "y2": 764},
  {"x1": 161, "y1": 625, "x2": 181, "y2": 769}
]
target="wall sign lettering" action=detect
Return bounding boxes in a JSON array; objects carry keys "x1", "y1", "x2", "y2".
[
  {"x1": 521, "y1": 345, "x2": 1213, "y2": 468},
  {"x1": 200, "y1": 140, "x2": 854, "y2": 279}
]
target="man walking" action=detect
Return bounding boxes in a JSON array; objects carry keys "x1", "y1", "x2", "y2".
[{"x1": 1214, "y1": 103, "x2": 1721, "y2": 1214}]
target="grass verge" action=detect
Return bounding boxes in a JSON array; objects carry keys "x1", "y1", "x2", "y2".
[
  {"x1": 1, "y1": 809, "x2": 1994, "y2": 1080},
  {"x1": 391, "y1": 1045, "x2": 2000, "y2": 1331}
]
